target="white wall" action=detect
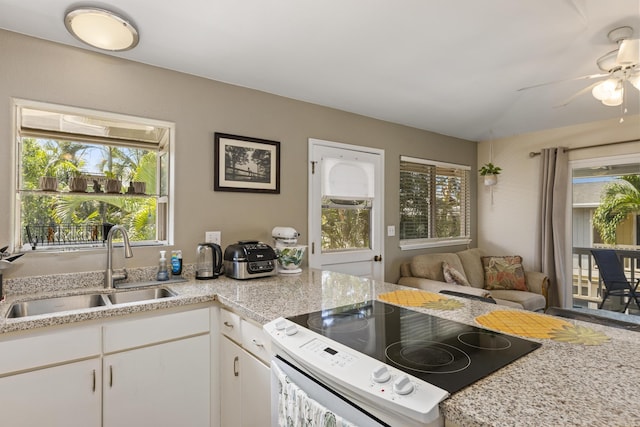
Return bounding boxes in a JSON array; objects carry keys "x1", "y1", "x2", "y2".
[{"x1": 477, "y1": 114, "x2": 640, "y2": 271}]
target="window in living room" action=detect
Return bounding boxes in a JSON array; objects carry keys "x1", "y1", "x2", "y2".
[
  {"x1": 399, "y1": 156, "x2": 471, "y2": 249},
  {"x1": 13, "y1": 99, "x2": 174, "y2": 251}
]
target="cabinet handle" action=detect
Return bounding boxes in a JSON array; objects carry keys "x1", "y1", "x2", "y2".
[
  {"x1": 252, "y1": 339, "x2": 264, "y2": 348},
  {"x1": 92, "y1": 369, "x2": 96, "y2": 392},
  {"x1": 224, "y1": 321, "x2": 234, "y2": 328},
  {"x1": 233, "y1": 356, "x2": 239, "y2": 377},
  {"x1": 109, "y1": 365, "x2": 113, "y2": 388}
]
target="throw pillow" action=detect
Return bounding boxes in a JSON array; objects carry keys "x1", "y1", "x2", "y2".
[
  {"x1": 442, "y1": 261, "x2": 471, "y2": 286},
  {"x1": 482, "y1": 256, "x2": 529, "y2": 291}
]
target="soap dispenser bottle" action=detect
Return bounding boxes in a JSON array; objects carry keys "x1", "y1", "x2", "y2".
[{"x1": 157, "y1": 250, "x2": 169, "y2": 281}]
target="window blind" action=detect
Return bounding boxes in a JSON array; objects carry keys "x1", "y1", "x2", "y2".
[{"x1": 399, "y1": 156, "x2": 470, "y2": 242}]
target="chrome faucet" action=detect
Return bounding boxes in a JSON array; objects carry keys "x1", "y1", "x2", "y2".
[{"x1": 105, "y1": 225, "x2": 134, "y2": 288}]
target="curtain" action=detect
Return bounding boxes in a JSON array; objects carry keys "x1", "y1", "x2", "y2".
[{"x1": 536, "y1": 147, "x2": 568, "y2": 308}]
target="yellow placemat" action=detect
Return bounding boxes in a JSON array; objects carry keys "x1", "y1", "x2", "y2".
[
  {"x1": 475, "y1": 310, "x2": 610, "y2": 345},
  {"x1": 378, "y1": 289, "x2": 464, "y2": 311}
]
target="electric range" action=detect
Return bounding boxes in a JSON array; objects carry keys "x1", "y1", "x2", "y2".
[
  {"x1": 286, "y1": 299, "x2": 541, "y2": 394},
  {"x1": 266, "y1": 300, "x2": 541, "y2": 426}
]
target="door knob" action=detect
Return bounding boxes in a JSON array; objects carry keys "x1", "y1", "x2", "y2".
[{"x1": 374, "y1": 255, "x2": 382, "y2": 262}]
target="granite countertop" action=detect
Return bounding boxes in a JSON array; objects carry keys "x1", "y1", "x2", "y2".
[{"x1": 1, "y1": 268, "x2": 638, "y2": 426}]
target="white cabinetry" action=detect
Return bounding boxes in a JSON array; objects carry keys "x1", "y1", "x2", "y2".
[
  {"x1": 219, "y1": 308, "x2": 271, "y2": 427},
  {"x1": 103, "y1": 308, "x2": 211, "y2": 427},
  {"x1": 0, "y1": 306, "x2": 211, "y2": 427},
  {"x1": 0, "y1": 326, "x2": 102, "y2": 427}
]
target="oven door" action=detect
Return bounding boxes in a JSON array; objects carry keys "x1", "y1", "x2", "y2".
[{"x1": 271, "y1": 356, "x2": 388, "y2": 427}]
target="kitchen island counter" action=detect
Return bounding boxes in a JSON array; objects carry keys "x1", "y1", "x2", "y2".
[{"x1": 1, "y1": 268, "x2": 638, "y2": 426}]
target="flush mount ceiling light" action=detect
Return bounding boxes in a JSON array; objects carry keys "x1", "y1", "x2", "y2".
[{"x1": 64, "y1": 7, "x2": 139, "y2": 51}]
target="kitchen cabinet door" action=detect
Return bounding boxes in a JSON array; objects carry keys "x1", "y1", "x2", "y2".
[
  {"x1": 241, "y1": 346, "x2": 271, "y2": 425},
  {"x1": 220, "y1": 335, "x2": 243, "y2": 427},
  {"x1": 0, "y1": 357, "x2": 101, "y2": 427},
  {"x1": 103, "y1": 334, "x2": 210, "y2": 427},
  {"x1": 220, "y1": 335, "x2": 270, "y2": 427}
]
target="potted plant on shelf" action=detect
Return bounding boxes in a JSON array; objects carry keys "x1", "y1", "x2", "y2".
[
  {"x1": 39, "y1": 165, "x2": 58, "y2": 191},
  {"x1": 126, "y1": 171, "x2": 147, "y2": 195},
  {"x1": 479, "y1": 162, "x2": 502, "y2": 186},
  {"x1": 68, "y1": 170, "x2": 88, "y2": 192},
  {"x1": 104, "y1": 171, "x2": 122, "y2": 194}
]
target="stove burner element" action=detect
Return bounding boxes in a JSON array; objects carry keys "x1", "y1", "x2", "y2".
[
  {"x1": 402, "y1": 344, "x2": 454, "y2": 367},
  {"x1": 385, "y1": 340, "x2": 471, "y2": 374},
  {"x1": 306, "y1": 313, "x2": 370, "y2": 334},
  {"x1": 458, "y1": 332, "x2": 512, "y2": 350}
]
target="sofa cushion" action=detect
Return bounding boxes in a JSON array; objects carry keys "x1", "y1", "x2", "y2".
[
  {"x1": 410, "y1": 253, "x2": 464, "y2": 282},
  {"x1": 482, "y1": 256, "x2": 529, "y2": 291},
  {"x1": 442, "y1": 262, "x2": 470, "y2": 286},
  {"x1": 456, "y1": 248, "x2": 486, "y2": 288},
  {"x1": 400, "y1": 262, "x2": 412, "y2": 278},
  {"x1": 489, "y1": 290, "x2": 546, "y2": 312}
]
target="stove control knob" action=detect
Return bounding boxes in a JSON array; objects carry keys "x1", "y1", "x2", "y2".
[
  {"x1": 275, "y1": 319, "x2": 287, "y2": 330},
  {"x1": 371, "y1": 365, "x2": 391, "y2": 383},
  {"x1": 393, "y1": 375, "x2": 414, "y2": 395},
  {"x1": 285, "y1": 324, "x2": 298, "y2": 336}
]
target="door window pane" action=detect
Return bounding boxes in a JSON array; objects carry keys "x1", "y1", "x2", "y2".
[
  {"x1": 321, "y1": 198, "x2": 371, "y2": 252},
  {"x1": 571, "y1": 161, "x2": 640, "y2": 311}
]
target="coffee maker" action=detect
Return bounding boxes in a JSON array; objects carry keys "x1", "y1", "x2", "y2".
[{"x1": 195, "y1": 243, "x2": 223, "y2": 279}]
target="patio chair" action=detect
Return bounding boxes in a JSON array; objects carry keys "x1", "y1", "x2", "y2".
[{"x1": 590, "y1": 249, "x2": 640, "y2": 312}]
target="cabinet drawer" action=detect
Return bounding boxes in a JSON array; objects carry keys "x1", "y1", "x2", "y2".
[
  {"x1": 0, "y1": 326, "x2": 101, "y2": 375},
  {"x1": 219, "y1": 308, "x2": 241, "y2": 342},
  {"x1": 241, "y1": 319, "x2": 271, "y2": 364},
  {"x1": 103, "y1": 308, "x2": 210, "y2": 353}
]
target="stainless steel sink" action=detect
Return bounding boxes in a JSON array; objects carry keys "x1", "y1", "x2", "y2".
[
  {"x1": 6, "y1": 286, "x2": 177, "y2": 318},
  {"x1": 106, "y1": 287, "x2": 176, "y2": 304},
  {"x1": 7, "y1": 294, "x2": 106, "y2": 318}
]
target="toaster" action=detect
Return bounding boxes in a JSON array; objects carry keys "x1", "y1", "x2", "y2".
[{"x1": 223, "y1": 241, "x2": 277, "y2": 279}]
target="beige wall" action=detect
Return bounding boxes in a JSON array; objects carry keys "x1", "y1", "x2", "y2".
[
  {"x1": 477, "y1": 114, "x2": 640, "y2": 272},
  {"x1": 0, "y1": 30, "x2": 477, "y2": 282}
]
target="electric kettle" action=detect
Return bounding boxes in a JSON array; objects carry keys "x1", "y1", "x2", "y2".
[{"x1": 195, "y1": 243, "x2": 223, "y2": 280}]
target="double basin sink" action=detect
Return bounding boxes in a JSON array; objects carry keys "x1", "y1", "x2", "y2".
[{"x1": 7, "y1": 287, "x2": 176, "y2": 319}]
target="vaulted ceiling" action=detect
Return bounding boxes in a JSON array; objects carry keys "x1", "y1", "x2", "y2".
[{"x1": 1, "y1": 0, "x2": 638, "y2": 141}]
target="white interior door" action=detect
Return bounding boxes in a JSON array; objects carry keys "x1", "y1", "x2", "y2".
[{"x1": 308, "y1": 138, "x2": 384, "y2": 280}]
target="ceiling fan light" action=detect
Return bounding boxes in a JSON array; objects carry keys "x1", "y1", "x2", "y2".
[
  {"x1": 591, "y1": 79, "x2": 618, "y2": 101},
  {"x1": 602, "y1": 97, "x2": 623, "y2": 107},
  {"x1": 601, "y1": 87, "x2": 623, "y2": 106},
  {"x1": 64, "y1": 7, "x2": 139, "y2": 51},
  {"x1": 629, "y1": 74, "x2": 640, "y2": 91},
  {"x1": 617, "y1": 39, "x2": 640, "y2": 65}
]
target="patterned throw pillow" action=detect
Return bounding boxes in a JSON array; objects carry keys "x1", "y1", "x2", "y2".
[
  {"x1": 442, "y1": 261, "x2": 471, "y2": 286},
  {"x1": 482, "y1": 256, "x2": 529, "y2": 291}
]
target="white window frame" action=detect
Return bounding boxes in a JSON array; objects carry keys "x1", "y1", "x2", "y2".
[
  {"x1": 399, "y1": 155, "x2": 471, "y2": 250},
  {"x1": 11, "y1": 98, "x2": 175, "y2": 252}
]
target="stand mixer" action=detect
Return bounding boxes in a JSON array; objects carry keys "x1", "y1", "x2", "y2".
[{"x1": 271, "y1": 227, "x2": 306, "y2": 274}]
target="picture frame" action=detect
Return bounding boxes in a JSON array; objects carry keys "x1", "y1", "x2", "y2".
[{"x1": 214, "y1": 133, "x2": 280, "y2": 194}]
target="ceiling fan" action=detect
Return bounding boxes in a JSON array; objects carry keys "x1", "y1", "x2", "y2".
[{"x1": 519, "y1": 26, "x2": 640, "y2": 109}]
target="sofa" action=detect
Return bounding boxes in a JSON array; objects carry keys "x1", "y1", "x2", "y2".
[{"x1": 398, "y1": 248, "x2": 549, "y2": 311}]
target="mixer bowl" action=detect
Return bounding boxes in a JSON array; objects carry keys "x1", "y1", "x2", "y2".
[{"x1": 275, "y1": 245, "x2": 306, "y2": 271}]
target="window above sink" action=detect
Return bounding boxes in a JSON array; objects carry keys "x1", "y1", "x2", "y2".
[{"x1": 12, "y1": 99, "x2": 175, "y2": 252}]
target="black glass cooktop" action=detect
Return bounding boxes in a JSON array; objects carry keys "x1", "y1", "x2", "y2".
[{"x1": 287, "y1": 300, "x2": 541, "y2": 394}]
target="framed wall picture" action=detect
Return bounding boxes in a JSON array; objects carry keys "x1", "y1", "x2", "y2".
[{"x1": 214, "y1": 133, "x2": 280, "y2": 193}]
